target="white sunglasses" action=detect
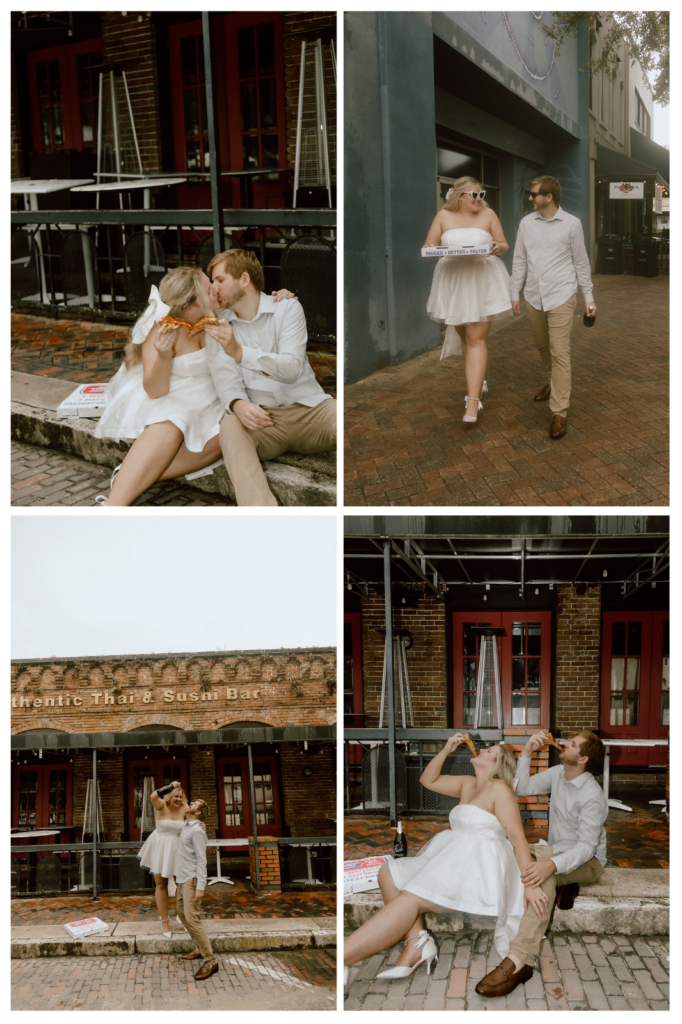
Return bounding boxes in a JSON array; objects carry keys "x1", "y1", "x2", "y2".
[{"x1": 463, "y1": 190, "x2": 486, "y2": 200}]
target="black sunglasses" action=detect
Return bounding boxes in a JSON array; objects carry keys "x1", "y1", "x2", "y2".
[{"x1": 528, "y1": 191, "x2": 548, "y2": 200}]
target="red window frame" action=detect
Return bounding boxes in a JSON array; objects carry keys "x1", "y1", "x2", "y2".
[
  {"x1": 452, "y1": 611, "x2": 552, "y2": 730},
  {"x1": 344, "y1": 612, "x2": 364, "y2": 729},
  {"x1": 127, "y1": 759, "x2": 188, "y2": 841},
  {"x1": 601, "y1": 611, "x2": 669, "y2": 767},
  {"x1": 27, "y1": 38, "x2": 103, "y2": 154},
  {"x1": 12, "y1": 763, "x2": 73, "y2": 847},
  {"x1": 216, "y1": 754, "x2": 281, "y2": 849}
]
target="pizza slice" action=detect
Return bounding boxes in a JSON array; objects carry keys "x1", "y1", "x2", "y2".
[
  {"x1": 462, "y1": 734, "x2": 478, "y2": 757},
  {"x1": 544, "y1": 732, "x2": 563, "y2": 751},
  {"x1": 189, "y1": 315, "x2": 221, "y2": 336},
  {"x1": 158, "y1": 315, "x2": 192, "y2": 334}
]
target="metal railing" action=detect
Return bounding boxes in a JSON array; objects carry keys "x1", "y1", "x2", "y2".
[
  {"x1": 11, "y1": 207, "x2": 336, "y2": 321},
  {"x1": 10, "y1": 841, "x2": 152, "y2": 897},
  {"x1": 277, "y1": 836, "x2": 336, "y2": 889}
]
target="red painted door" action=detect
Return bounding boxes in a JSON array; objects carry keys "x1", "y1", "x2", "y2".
[
  {"x1": 647, "y1": 613, "x2": 669, "y2": 768},
  {"x1": 27, "y1": 39, "x2": 103, "y2": 154},
  {"x1": 452, "y1": 611, "x2": 552, "y2": 730},
  {"x1": 216, "y1": 755, "x2": 282, "y2": 849},
  {"x1": 12, "y1": 764, "x2": 73, "y2": 850},
  {"x1": 600, "y1": 613, "x2": 656, "y2": 767},
  {"x1": 127, "y1": 759, "x2": 188, "y2": 841}
]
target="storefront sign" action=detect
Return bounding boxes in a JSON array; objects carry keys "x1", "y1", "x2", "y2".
[
  {"x1": 11, "y1": 687, "x2": 261, "y2": 709},
  {"x1": 609, "y1": 181, "x2": 644, "y2": 199}
]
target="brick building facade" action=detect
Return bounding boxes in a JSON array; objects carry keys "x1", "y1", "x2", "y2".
[{"x1": 11, "y1": 647, "x2": 336, "y2": 847}]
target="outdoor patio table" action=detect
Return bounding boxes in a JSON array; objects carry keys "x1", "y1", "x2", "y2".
[
  {"x1": 11, "y1": 178, "x2": 94, "y2": 304},
  {"x1": 602, "y1": 739, "x2": 668, "y2": 811},
  {"x1": 206, "y1": 838, "x2": 246, "y2": 885}
]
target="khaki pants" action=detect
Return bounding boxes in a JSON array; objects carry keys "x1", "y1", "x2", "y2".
[
  {"x1": 525, "y1": 294, "x2": 577, "y2": 417},
  {"x1": 176, "y1": 878, "x2": 217, "y2": 968},
  {"x1": 219, "y1": 400, "x2": 337, "y2": 506},
  {"x1": 508, "y1": 844, "x2": 603, "y2": 968}
]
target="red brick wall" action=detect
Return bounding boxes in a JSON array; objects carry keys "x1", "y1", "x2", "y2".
[
  {"x1": 100, "y1": 13, "x2": 162, "y2": 176},
  {"x1": 283, "y1": 12, "x2": 337, "y2": 189},
  {"x1": 360, "y1": 591, "x2": 447, "y2": 728},
  {"x1": 248, "y1": 836, "x2": 281, "y2": 893},
  {"x1": 280, "y1": 742, "x2": 336, "y2": 836},
  {"x1": 554, "y1": 584, "x2": 602, "y2": 734}
]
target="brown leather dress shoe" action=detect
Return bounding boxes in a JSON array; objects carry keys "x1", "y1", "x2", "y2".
[
  {"x1": 194, "y1": 962, "x2": 219, "y2": 981},
  {"x1": 534, "y1": 383, "x2": 551, "y2": 401},
  {"x1": 182, "y1": 950, "x2": 203, "y2": 960},
  {"x1": 475, "y1": 957, "x2": 533, "y2": 997},
  {"x1": 549, "y1": 414, "x2": 566, "y2": 439}
]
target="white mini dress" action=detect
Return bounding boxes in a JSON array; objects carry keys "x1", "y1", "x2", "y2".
[{"x1": 138, "y1": 818, "x2": 184, "y2": 896}]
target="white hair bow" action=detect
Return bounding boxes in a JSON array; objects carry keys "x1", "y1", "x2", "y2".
[
  {"x1": 446, "y1": 187, "x2": 455, "y2": 200},
  {"x1": 130, "y1": 285, "x2": 171, "y2": 346}
]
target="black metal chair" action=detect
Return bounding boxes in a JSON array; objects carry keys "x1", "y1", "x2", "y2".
[
  {"x1": 36, "y1": 854, "x2": 62, "y2": 893},
  {"x1": 61, "y1": 229, "x2": 100, "y2": 308},
  {"x1": 280, "y1": 234, "x2": 336, "y2": 342},
  {"x1": 11, "y1": 229, "x2": 41, "y2": 302},
  {"x1": 118, "y1": 852, "x2": 151, "y2": 891},
  {"x1": 195, "y1": 234, "x2": 241, "y2": 275},
  {"x1": 123, "y1": 231, "x2": 167, "y2": 315},
  {"x1": 287, "y1": 846, "x2": 312, "y2": 884}
]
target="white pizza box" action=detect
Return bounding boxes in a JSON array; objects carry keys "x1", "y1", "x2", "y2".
[
  {"x1": 64, "y1": 916, "x2": 109, "y2": 939},
  {"x1": 421, "y1": 243, "x2": 494, "y2": 258},
  {"x1": 343, "y1": 855, "x2": 391, "y2": 895},
  {"x1": 56, "y1": 383, "x2": 109, "y2": 419}
]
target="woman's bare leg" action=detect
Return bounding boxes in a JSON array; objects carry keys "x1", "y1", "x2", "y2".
[
  {"x1": 463, "y1": 321, "x2": 491, "y2": 418},
  {"x1": 158, "y1": 434, "x2": 222, "y2": 480},
  {"x1": 153, "y1": 874, "x2": 169, "y2": 930},
  {"x1": 344, "y1": 891, "x2": 429, "y2": 966},
  {"x1": 104, "y1": 422, "x2": 184, "y2": 506},
  {"x1": 376, "y1": 864, "x2": 427, "y2": 967}
]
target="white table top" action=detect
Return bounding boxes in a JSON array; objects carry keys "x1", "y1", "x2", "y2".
[
  {"x1": 71, "y1": 178, "x2": 186, "y2": 192},
  {"x1": 12, "y1": 830, "x2": 62, "y2": 839},
  {"x1": 207, "y1": 838, "x2": 250, "y2": 847},
  {"x1": 11, "y1": 179, "x2": 93, "y2": 194},
  {"x1": 603, "y1": 738, "x2": 668, "y2": 747}
]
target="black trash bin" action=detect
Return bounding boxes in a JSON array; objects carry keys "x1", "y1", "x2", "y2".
[
  {"x1": 633, "y1": 235, "x2": 659, "y2": 278},
  {"x1": 597, "y1": 235, "x2": 622, "y2": 274}
]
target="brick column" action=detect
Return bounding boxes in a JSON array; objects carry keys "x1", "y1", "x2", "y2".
[
  {"x1": 555, "y1": 584, "x2": 602, "y2": 734},
  {"x1": 248, "y1": 836, "x2": 281, "y2": 894}
]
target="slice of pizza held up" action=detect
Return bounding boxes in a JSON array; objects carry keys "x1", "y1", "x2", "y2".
[
  {"x1": 189, "y1": 316, "x2": 221, "y2": 336},
  {"x1": 544, "y1": 732, "x2": 563, "y2": 750},
  {"x1": 462, "y1": 734, "x2": 478, "y2": 757}
]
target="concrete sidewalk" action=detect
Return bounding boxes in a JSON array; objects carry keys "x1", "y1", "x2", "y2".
[
  {"x1": 11, "y1": 915, "x2": 336, "y2": 958},
  {"x1": 345, "y1": 274, "x2": 668, "y2": 506},
  {"x1": 11, "y1": 371, "x2": 336, "y2": 506}
]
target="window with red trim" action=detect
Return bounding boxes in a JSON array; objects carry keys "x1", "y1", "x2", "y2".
[
  {"x1": 127, "y1": 759, "x2": 188, "y2": 841},
  {"x1": 27, "y1": 39, "x2": 103, "y2": 154},
  {"x1": 216, "y1": 754, "x2": 282, "y2": 846},
  {"x1": 344, "y1": 613, "x2": 364, "y2": 728},
  {"x1": 12, "y1": 763, "x2": 73, "y2": 837}
]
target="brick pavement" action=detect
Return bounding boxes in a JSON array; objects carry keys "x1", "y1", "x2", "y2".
[
  {"x1": 345, "y1": 274, "x2": 668, "y2": 506},
  {"x1": 10, "y1": 312, "x2": 336, "y2": 395},
  {"x1": 11, "y1": 950, "x2": 337, "y2": 1011},
  {"x1": 344, "y1": 931, "x2": 669, "y2": 1011},
  {"x1": 345, "y1": 786, "x2": 669, "y2": 870},
  {"x1": 11, "y1": 441, "x2": 233, "y2": 506}
]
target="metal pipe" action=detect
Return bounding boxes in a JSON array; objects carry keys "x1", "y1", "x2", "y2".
[
  {"x1": 92, "y1": 748, "x2": 99, "y2": 901},
  {"x1": 96, "y1": 73, "x2": 103, "y2": 210},
  {"x1": 292, "y1": 40, "x2": 306, "y2": 209},
  {"x1": 122, "y1": 70, "x2": 142, "y2": 174},
  {"x1": 247, "y1": 743, "x2": 261, "y2": 897},
  {"x1": 383, "y1": 540, "x2": 397, "y2": 827},
  {"x1": 202, "y1": 12, "x2": 225, "y2": 251}
]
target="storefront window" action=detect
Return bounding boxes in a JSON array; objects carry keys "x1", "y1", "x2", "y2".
[
  {"x1": 511, "y1": 622, "x2": 542, "y2": 725},
  {"x1": 661, "y1": 620, "x2": 669, "y2": 726},
  {"x1": 36, "y1": 59, "x2": 64, "y2": 152},
  {"x1": 610, "y1": 620, "x2": 641, "y2": 725},
  {"x1": 180, "y1": 34, "x2": 209, "y2": 181},
  {"x1": 223, "y1": 763, "x2": 244, "y2": 826},
  {"x1": 237, "y1": 21, "x2": 279, "y2": 181},
  {"x1": 18, "y1": 769, "x2": 39, "y2": 827},
  {"x1": 76, "y1": 50, "x2": 101, "y2": 146},
  {"x1": 252, "y1": 762, "x2": 275, "y2": 825}
]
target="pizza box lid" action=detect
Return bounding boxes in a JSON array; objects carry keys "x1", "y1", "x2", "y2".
[{"x1": 56, "y1": 383, "x2": 109, "y2": 419}]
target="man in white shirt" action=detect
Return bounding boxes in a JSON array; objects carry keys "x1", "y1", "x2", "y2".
[
  {"x1": 477, "y1": 729, "x2": 607, "y2": 997},
  {"x1": 175, "y1": 798, "x2": 219, "y2": 980},
  {"x1": 510, "y1": 176, "x2": 597, "y2": 440},
  {"x1": 203, "y1": 249, "x2": 336, "y2": 506}
]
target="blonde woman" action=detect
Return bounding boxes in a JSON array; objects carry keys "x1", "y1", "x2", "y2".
[
  {"x1": 343, "y1": 736, "x2": 549, "y2": 986},
  {"x1": 424, "y1": 177, "x2": 512, "y2": 422},
  {"x1": 138, "y1": 781, "x2": 205, "y2": 939}
]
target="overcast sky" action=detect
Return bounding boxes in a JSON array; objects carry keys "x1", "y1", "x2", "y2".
[
  {"x1": 653, "y1": 104, "x2": 669, "y2": 147},
  {"x1": 12, "y1": 516, "x2": 336, "y2": 659}
]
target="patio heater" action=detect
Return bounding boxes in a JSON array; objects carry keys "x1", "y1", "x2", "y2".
[
  {"x1": 293, "y1": 38, "x2": 335, "y2": 209},
  {"x1": 379, "y1": 632, "x2": 414, "y2": 729},
  {"x1": 78, "y1": 779, "x2": 104, "y2": 891},
  {"x1": 471, "y1": 627, "x2": 506, "y2": 729},
  {"x1": 140, "y1": 777, "x2": 156, "y2": 841}
]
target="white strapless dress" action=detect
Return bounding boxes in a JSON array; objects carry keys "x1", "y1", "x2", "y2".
[
  {"x1": 426, "y1": 228, "x2": 512, "y2": 359},
  {"x1": 387, "y1": 803, "x2": 524, "y2": 960},
  {"x1": 138, "y1": 819, "x2": 184, "y2": 896},
  {"x1": 94, "y1": 348, "x2": 223, "y2": 452}
]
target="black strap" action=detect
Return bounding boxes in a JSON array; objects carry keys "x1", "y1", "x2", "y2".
[{"x1": 156, "y1": 783, "x2": 176, "y2": 798}]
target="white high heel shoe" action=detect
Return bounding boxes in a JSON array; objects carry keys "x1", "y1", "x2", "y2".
[
  {"x1": 94, "y1": 465, "x2": 121, "y2": 506},
  {"x1": 463, "y1": 380, "x2": 488, "y2": 423},
  {"x1": 160, "y1": 916, "x2": 172, "y2": 939},
  {"x1": 344, "y1": 966, "x2": 349, "y2": 989},
  {"x1": 377, "y1": 930, "x2": 438, "y2": 979}
]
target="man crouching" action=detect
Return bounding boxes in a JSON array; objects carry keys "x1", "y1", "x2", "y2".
[{"x1": 176, "y1": 798, "x2": 219, "y2": 980}]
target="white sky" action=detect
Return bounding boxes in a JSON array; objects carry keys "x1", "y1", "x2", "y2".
[
  {"x1": 653, "y1": 104, "x2": 669, "y2": 147},
  {"x1": 12, "y1": 516, "x2": 336, "y2": 659}
]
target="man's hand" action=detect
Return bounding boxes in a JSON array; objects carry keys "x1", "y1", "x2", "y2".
[
  {"x1": 585, "y1": 303, "x2": 597, "y2": 318},
  {"x1": 523, "y1": 884, "x2": 550, "y2": 917},
  {"x1": 231, "y1": 399, "x2": 273, "y2": 431},
  {"x1": 205, "y1": 321, "x2": 242, "y2": 362},
  {"x1": 194, "y1": 889, "x2": 204, "y2": 903},
  {"x1": 511, "y1": 300, "x2": 521, "y2": 316},
  {"x1": 271, "y1": 289, "x2": 298, "y2": 302},
  {"x1": 520, "y1": 859, "x2": 556, "y2": 888},
  {"x1": 522, "y1": 731, "x2": 549, "y2": 756}
]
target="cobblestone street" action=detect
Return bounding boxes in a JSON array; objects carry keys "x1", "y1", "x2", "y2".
[
  {"x1": 344, "y1": 931, "x2": 669, "y2": 1011},
  {"x1": 12, "y1": 950, "x2": 337, "y2": 1011},
  {"x1": 11, "y1": 441, "x2": 233, "y2": 506},
  {"x1": 345, "y1": 274, "x2": 668, "y2": 506}
]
